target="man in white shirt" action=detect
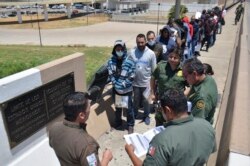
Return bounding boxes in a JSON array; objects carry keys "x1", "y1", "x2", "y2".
[{"x1": 130, "y1": 33, "x2": 157, "y2": 127}]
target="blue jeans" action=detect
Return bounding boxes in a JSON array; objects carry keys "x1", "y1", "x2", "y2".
[
  {"x1": 133, "y1": 86, "x2": 150, "y2": 119},
  {"x1": 112, "y1": 90, "x2": 134, "y2": 127},
  {"x1": 191, "y1": 38, "x2": 198, "y2": 55}
]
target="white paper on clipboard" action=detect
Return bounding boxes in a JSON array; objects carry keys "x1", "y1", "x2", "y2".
[{"x1": 195, "y1": 42, "x2": 202, "y2": 52}]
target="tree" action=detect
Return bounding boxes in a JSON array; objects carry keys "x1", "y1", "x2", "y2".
[{"x1": 168, "y1": 5, "x2": 188, "y2": 19}]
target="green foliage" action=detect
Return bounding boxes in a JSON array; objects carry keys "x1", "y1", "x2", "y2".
[
  {"x1": 0, "y1": 45, "x2": 112, "y2": 84},
  {"x1": 168, "y1": 5, "x2": 188, "y2": 19}
]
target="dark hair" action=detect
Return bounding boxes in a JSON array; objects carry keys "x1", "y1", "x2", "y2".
[
  {"x1": 146, "y1": 30, "x2": 155, "y2": 37},
  {"x1": 160, "y1": 89, "x2": 188, "y2": 114},
  {"x1": 174, "y1": 19, "x2": 183, "y2": 27},
  {"x1": 136, "y1": 33, "x2": 146, "y2": 41},
  {"x1": 167, "y1": 17, "x2": 175, "y2": 25},
  {"x1": 63, "y1": 92, "x2": 89, "y2": 122},
  {"x1": 202, "y1": 9, "x2": 207, "y2": 14},
  {"x1": 160, "y1": 27, "x2": 170, "y2": 36},
  {"x1": 203, "y1": 63, "x2": 214, "y2": 75},
  {"x1": 183, "y1": 58, "x2": 204, "y2": 75},
  {"x1": 112, "y1": 40, "x2": 127, "y2": 56},
  {"x1": 168, "y1": 47, "x2": 183, "y2": 59}
]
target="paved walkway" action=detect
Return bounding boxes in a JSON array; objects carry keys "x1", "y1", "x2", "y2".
[{"x1": 0, "y1": 4, "x2": 246, "y2": 165}]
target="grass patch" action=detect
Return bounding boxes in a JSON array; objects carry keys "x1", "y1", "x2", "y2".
[{"x1": 0, "y1": 45, "x2": 112, "y2": 84}]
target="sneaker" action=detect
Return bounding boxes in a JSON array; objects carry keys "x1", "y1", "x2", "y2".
[
  {"x1": 144, "y1": 117, "x2": 150, "y2": 125},
  {"x1": 194, "y1": 51, "x2": 201, "y2": 56},
  {"x1": 114, "y1": 122, "x2": 123, "y2": 130},
  {"x1": 128, "y1": 126, "x2": 134, "y2": 134},
  {"x1": 115, "y1": 125, "x2": 124, "y2": 130}
]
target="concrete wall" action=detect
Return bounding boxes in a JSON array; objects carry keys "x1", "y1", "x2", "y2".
[
  {"x1": 0, "y1": 52, "x2": 111, "y2": 165},
  {"x1": 207, "y1": 3, "x2": 244, "y2": 166}
]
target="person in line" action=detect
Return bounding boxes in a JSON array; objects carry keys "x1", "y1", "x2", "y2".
[
  {"x1": 235, "y1": 3, "x2": 244, "y2": 25},
  {"x1": 131, "y1": 33, "x2": 157, "y2": 125},
  {"x1": 201, "y1": 14, "x2": 213, "y2": 52},
  {"x1": 125, "y1": 89, "x2": 216, "y2": 166},
  {"x1": 150, "y1": 48, "x2": 189, "y2": 126},
  {"x1": 146, "y1": 30, "x2": 163, "y2": 63},
  {"x1": 182, "y1": 58, "x2": 218, "y2": 124},
  {"x1": 107, "y1": 40, "x2": 136, "y2": 134},
  {"x1": 49, "y1": 92, "x2": 113, "y2": 166},
  {"x1": 156, "y1": 26, "x2": 177, "y2": 60},
  {"x1": 182, "y1": 16, "x2": 194, "y2": 58},
  {"x1": 174, "y1": 19, "x2": 189, "y2": 56},
  {"x1": 190, "y1": 16, "x2": 200, "y2": 57}
]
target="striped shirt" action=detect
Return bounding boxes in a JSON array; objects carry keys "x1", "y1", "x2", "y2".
[{"x1": 108, "y1": 54, "x2": 136, "y2": 95}]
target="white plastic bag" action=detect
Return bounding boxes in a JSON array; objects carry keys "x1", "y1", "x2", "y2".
[
  {"x1": 115, "y1": 95, "x2": 128, "y2": 108},
  {"x1": 195, "y1": 42, "x2": 202, "y2": 52}
]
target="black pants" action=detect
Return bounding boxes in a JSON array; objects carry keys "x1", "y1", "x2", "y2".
[{"x1": 201, "y1": 35, "x2": 211, "y2": 51}]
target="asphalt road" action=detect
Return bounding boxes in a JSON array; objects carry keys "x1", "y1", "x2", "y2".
[{"x1": 0, "y1": 22, "x2": 162, "y2": 48}]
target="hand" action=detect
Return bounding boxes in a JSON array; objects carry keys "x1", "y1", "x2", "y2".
[
  {"x1": 125, "y1": 144, "x2": 135, "y2": 154},
  {"x1": 150, "y1": 93, "x2": 156, "y2": 102},
  {"x1": 102, "y1": 149, "x2": 113, "y2": 162}
]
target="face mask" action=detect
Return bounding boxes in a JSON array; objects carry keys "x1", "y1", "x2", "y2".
[
  {"x1": 116, "y1": 51, "x2": 123, "y2": 57},
  {"x1": 148, "y1": 40, "x2": 156, "y2": 46}
]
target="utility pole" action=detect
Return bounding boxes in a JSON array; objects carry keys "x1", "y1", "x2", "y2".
[
  {"x1": 156, "y1": 3, "x2": 160, "y2": 36},
  {"x1": 174, "y1": 0, "x2": 181, "y2": 19},
  {"x1": 28, "y1": 0, "x2": 33, "y2": 27},
  {"x1": 36, "y1": 3, "x2": 42, "y2": 47}
]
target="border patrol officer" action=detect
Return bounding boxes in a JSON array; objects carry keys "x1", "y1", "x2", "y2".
[
  {"x1": 150, "y1": 48, "x2": 189, "y2": 126},
  {"x1": 182, "y1": 58, "x2": 218, "y2": 124},
  {"x1": 125, "y1": 89, "x2": 216, "y2": 166}
]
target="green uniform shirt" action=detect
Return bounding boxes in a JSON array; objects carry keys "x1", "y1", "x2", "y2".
[
  {"x1": 143, "y1": 115, "x2": 216, "y2": 166},
  {"x1": 188, "y1": 75, "x2": 218, "y2": 124},
  {"x1": 152, "y1": 61, "x2": 188, "y2": 126},
  {"x1": 152, "y1": 61, "x2": 188, "y2": 96}
]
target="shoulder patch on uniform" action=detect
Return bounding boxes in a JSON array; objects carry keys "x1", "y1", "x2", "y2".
[
  {"x1": 86, "y1": 153, "x2": 98, "y2": 166},
  {"x1": 177, "y1": 70, "x2": 183, "y2": 77},
  {"x1": 148, "y1": 145, "x2": 156, "y2": 156},
  {"x1": 196, "y1": 100, "x2": 205, "y2": 109}
]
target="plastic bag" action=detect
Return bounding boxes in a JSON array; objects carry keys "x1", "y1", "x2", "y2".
[
  {"x1": 115, "y1": 95, "x2": 128, "y2": 108},
  {"x1": 195, "y1": 42, "x2": 202, "y2": 52}
]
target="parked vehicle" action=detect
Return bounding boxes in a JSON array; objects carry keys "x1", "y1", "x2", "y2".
[
  {"x1": 0, "y1": 14, "x2": 8, "y2": 18},
  {"x1": 121, "y1": 9, "x2": 130, "y2": 13},
  {"x1": 104, "y1": 9, "x2": 112, "y2": 14},
  {"x1": 6, "y1": 6, "x2": 13, "y2": 9},
  {"x1": 74, "y1": 3, "x2": 84, "y2": 9},
  {"x1": 8, "y1": 12, "x2": 17, "y2": 17}
]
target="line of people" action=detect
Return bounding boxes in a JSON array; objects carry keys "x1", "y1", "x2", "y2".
[
  {"x1": 107, "y1": 25, "x2": 219, "y2": 134},
  {"x1": 104, "y1": 11, "x2": 220, "y2": 165},
  {"x1": 48, "y1": 8, "x2": 223, "y2": 165}
]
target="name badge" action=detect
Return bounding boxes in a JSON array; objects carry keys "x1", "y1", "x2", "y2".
[{"x1": 86, "y1": 153, "x2": 97, "y2": 166}]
